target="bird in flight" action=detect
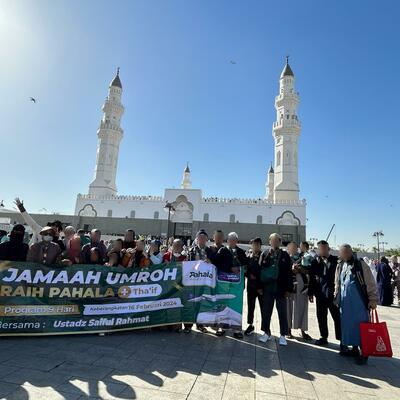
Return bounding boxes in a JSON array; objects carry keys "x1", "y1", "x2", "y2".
[
  {"x1": 29, "y1": 97, "x2": 37, "y2": 103},
  {"x1": 230, "y1": 60, "x2": 236, "y2": 64},
  {"x1": 0, "y1": 200, "x2": 4, "y2": 207}
]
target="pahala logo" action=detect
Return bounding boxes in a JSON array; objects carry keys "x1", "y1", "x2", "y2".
[
  {"x1": 189, "y1": 271, "x2": 213, "y2": 279},
  {"x1": 376, "y1": 336, "x2": 387, "y2": 352},
  {"x1": 182, "y1": 261, "x2": 216, "y2": 288}
]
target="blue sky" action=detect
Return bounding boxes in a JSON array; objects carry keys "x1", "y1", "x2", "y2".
[{"x1": 1, "y1": 0, "x2": 399, "y2": 249}]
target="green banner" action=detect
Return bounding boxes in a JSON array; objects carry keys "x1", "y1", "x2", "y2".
[{"x1": 0, "y1": 260, "x2": 244, "y2": 336}]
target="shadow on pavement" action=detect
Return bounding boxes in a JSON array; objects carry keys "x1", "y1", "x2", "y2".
[{"x1": 0, "y1": 327, "x2": 398, "y2": 399}]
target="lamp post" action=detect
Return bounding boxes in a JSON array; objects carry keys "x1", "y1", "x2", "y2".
[
  {"x1": 380, "y1": 241, "x2": 388, "y2": 256},
  {"x1": 373, "y1": 231, "x2": 384, "y2": 259},
  {"x1": 164, "y1": 202, "x2": 175, "y2": 241}
]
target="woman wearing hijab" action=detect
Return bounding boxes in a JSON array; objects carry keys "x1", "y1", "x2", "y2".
[{"x1": 376, "y1": 257, "x2": 393, "y2": 306}]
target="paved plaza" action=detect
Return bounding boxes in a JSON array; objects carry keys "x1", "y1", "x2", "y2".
[{"x1": 0, "y1": 300, "x2": 398, "y2": 400}]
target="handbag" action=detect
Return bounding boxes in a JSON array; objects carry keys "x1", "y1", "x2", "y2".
[
  {"x1": 260, "y1": 251, "x2": 280, "y2": 284},
  {"x1": 360, "y1": 309, "x2": 392, "y2": 357}
]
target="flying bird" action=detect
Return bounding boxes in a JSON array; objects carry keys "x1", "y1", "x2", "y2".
[
  {"x1": 29, "y1": 97, "x2": 37, "y2": 103},
  {"x1": 230, "y1": 60, "x2": 236, "y2": 64},
  {"x1": 0, "y1": 200, "x2": 4, "y2": 207}
]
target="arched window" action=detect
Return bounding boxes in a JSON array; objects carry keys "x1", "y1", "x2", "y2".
[
  {"x1": 203, "y1": 213, "x2": 209, "y2": 222},
  {"x1": 229, "y1": 214, "x2": 235, "y2": 223},
  {"x1": 154, "y1": 211, "x2": 159, "y2": 220},
  {"x1": 130, "y1": 210, "x2": 135, "y2": 218},
  {"x1": 107, "y1": 209, "x2": 113, "y2": 217},
  {"x1": 277, "y1": 151, "x2": 281, "y2": 166},
  {"x1": 256, "y1": 215, "x2": 263, "y2": 224}
]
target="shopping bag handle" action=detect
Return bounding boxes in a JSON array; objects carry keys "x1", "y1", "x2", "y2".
[{"x1": 370, "y1": 309, "x2": 379, "y2": 323}]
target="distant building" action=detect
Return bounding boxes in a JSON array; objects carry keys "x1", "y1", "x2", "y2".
[{"x1": 75, "y1": 59, "x2": 306, "y2": 243}]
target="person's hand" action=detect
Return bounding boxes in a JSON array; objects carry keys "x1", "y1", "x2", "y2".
[
  {"x1": 308, "y1": 295, "x2": 314, "y2": 303},
  {"x1": 61, "y1": 259, "x2": 72, "y2": 266},
  {"x1": 369, "y1": 302, "x2": 377, "y2": 310},
  {"x1": 14, "y1": 197, "x2": 25, "y2": 212},
  {"x1": 257, "y1": 289, "x2": 263, "y2": 296}
]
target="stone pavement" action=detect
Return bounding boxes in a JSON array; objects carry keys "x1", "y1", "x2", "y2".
[{"x1": 0, "y1": 300, "x2": 398, "y2": 400}]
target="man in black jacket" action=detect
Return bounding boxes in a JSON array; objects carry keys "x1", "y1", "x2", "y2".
[
  {"x1": 309, "y1": 240, "x2": 341, "y2": 346},
  {"x1": 187, "y1": 229, "x2": 213, "y2": 333},
  {"x1": 258, "y1": 233, "x2": 293, "y2": 346},
  {"x1": 214, "y1": 232, "x2": 248, "y2": 338},
  {"x1": 188, "y1": 230, "x2": 214, "y2": 262},
  {"x1": 208, "y1": 230, "x2": 224, "y2": 265},
  {"x1": 0, "y1": 224, "x2": 29, "y2": 262},
  {"x1": 244, "y1": 237, "x2": 263, "y2": 336},
  {"x1": 215, "y1": 232, "x2": 248, "y2": 273}
]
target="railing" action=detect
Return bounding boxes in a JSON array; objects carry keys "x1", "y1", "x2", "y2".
[
  {"x1": 77, "y1": 194, "x2": 163, "y2": 201},
  {"x1": 275, "y1": 92, "x2": 300, "y2": 102},
  {"x1": 273, "y1": 120, "x2": 301, "y2": 129},
  {"x1": 98, "y1": 121, "x2": 122, "y2": 132},
  {"x1": 201, "y1": 197, "x2": 306, "y2": 206},
  {"x1": 77, "y1": 194, "x2": 306, "y2": 206}
]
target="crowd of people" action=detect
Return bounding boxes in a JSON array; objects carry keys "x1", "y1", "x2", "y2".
[{"x1": 0, "y1": 198, "x2": 399, "y2": 365}]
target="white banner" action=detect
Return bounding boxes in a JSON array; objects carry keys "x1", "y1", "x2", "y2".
[
  {"x1": 83, "y1": 298, "x2": 183, "y2": 315},
  {"x1": 182, "y1": 261, "x2": 216, "y2": 288}
]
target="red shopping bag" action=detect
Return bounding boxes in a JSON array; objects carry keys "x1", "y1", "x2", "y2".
[{"x1": 360, "y1": 309, "x2": 392, "y2": 357}]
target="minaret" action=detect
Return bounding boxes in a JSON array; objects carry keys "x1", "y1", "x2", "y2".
[
  {"x1": 265, "y1": 163, "x2": 274, "y2": 201},
  {"x1": 89, "y1": 68, "x2": 125, "y2": 196},
  {"x1": 181, "y1": 163, "x2": 192, "y2": 189},
  {"x1": 272, "y1": 57, "x2": 301, "y2": 202}
]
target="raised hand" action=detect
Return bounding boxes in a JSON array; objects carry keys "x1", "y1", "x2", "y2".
[{"x1": 14, "y1": 197, "x2": 26, "y2": 212}]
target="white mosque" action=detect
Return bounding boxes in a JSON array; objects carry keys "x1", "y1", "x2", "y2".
[{"x1": 74, "y1": 59, "x2": 306, "y2": 242}]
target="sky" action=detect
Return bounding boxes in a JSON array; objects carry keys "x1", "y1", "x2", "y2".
[{"x1": 1, "y1": 0, "x2": 399, "y2": 249}]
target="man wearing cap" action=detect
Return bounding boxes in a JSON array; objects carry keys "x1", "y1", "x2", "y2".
[
  {"x1": 27, "y1": 226, "x2": 62, "y2": 265},
  {"x1": 215, "y1": 232, "x2": 249, "y2": 339},
  {"x1": 189, "y1": 230, "x2": 213, "y2": 263},
  {"x1": 0, "y1": 224, "x2": 29, "y2": 261}
]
